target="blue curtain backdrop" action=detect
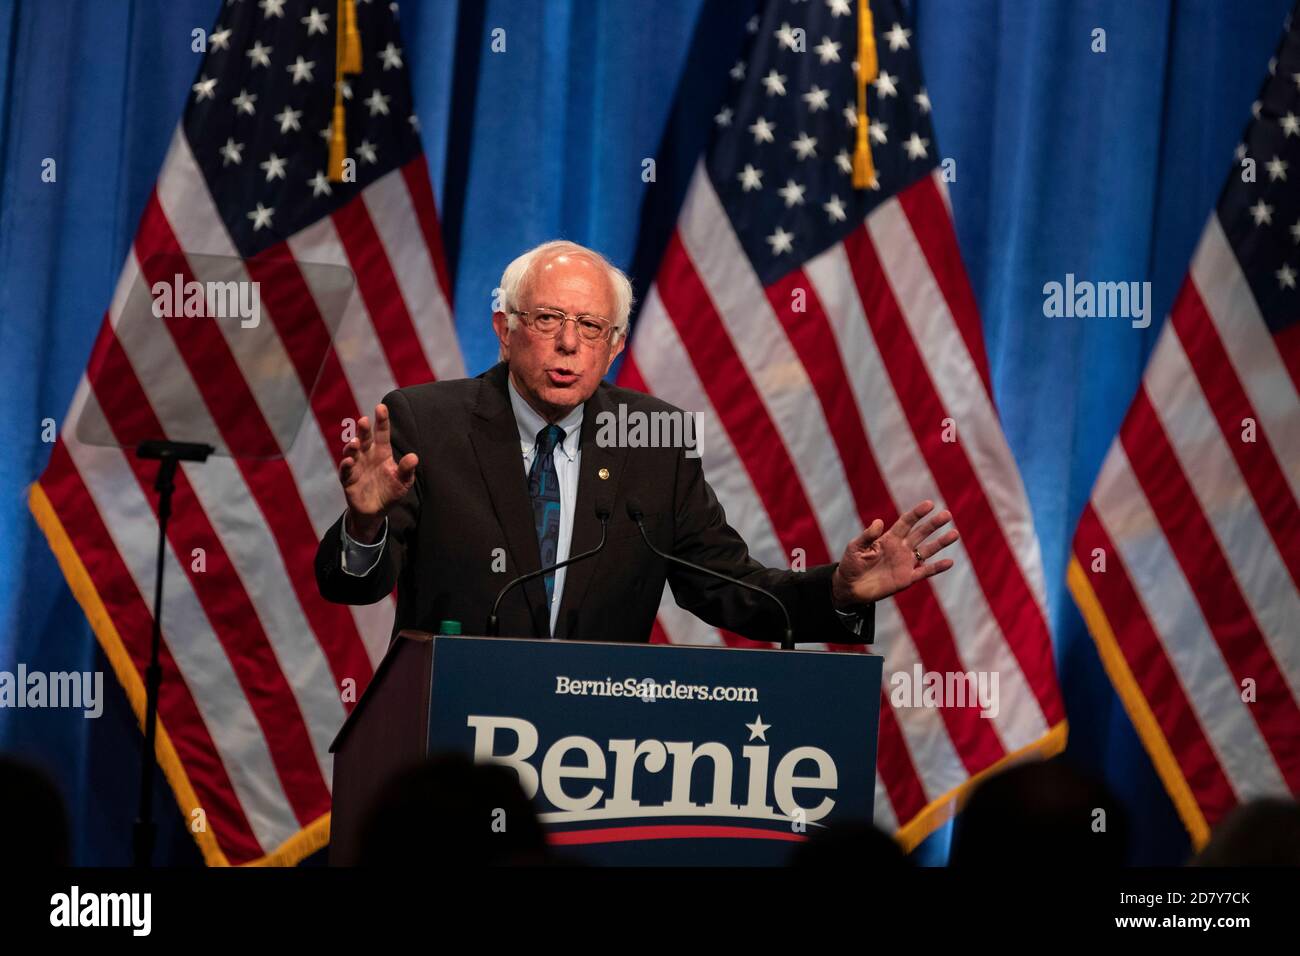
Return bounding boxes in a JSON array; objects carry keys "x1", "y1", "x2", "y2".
[{"x1": 0, "y1": 0, "x2": 1287, "y2": 865}]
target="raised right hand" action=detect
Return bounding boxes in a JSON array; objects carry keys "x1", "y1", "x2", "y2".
[{"x1": 338, "y1": 402, "x2": 419, "y2": 541}]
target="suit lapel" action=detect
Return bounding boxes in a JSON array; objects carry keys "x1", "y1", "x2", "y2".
[
  {"x1": 467, "y1": 363, "x2": 550, "y2": 638},
  {"x1": 554, "y1": 382, "x2": 630, "y2": 641}
]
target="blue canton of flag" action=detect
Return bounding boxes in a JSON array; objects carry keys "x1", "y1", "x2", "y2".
[{"x1": 708, "y1": 0, "x2": 939, "y2": 284}]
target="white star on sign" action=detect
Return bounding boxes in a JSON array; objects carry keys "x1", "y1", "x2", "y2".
[
  {"x1": 1249, "y1": 199, "x2": 1274, "y2": 226},
  {"x1": 749, "y1": 116, "x2": 776, "y2": 144},
  {"x1": 246, "y1": 41, "x2": 272, "y2": 69},
  {"x1": 365, "y1": 89, "x2": 391, "y2": 116},
  {"x1": 803, "y1": 85, "x2": 830, "y2": 112},
  {"x1": 778, "y1": 179, "x2": 806, "y2": 207},
  {"x1": 814, "y1": 37, "x2": 841, "y2": 64},
  {"x1": 904, "y1": 132, "x2": 930, "y2": 159},
  {"x1": 873, "y1": 70, "x2": 898, "y2": 98},
  {"x1": 274, "y1": 105, "x2": 302, "y2": 134},
  {"x1": 301, "y1": 7, "x2": 330, "y2": 35},
  {"x1": 355, "y1": 139, "x2": 378, "y2": 164},
  {"x1": 1281, "y1": 112, "x2": 1300, "y2": 137},
  {"x1": 746, "y1": 715, "x2": 771, "y2": 742},
  {"x1": 232, "y1": 89, "x2": 257, "y2": 115},
  {"x1": 791, "y1": 132, "x2": 818, "y2": 160},
  {"x1": 826, "y1": 0, "x2": 851, "y2": 17},
  {"x1": 766, "y1": 227, "x2": 794, "y2": 255},
  {"x1": 380, "y1": 42, "x2": 404, "y2": 70},
  {"x1": 192, "y1": 74, "x2": 217, "y2": 101},
  {"x1": 824, "y1": 194, "x2": 847, "y2": 223},
  {"x1": 1278, "y1": 263, "x2": 1297, "y2": 289},
  {"x1": 762, "y1": 69, "x2": 788, "y2": 97},
  {"x1": 738, "y1": 163, "x2": 764, "y2": 191},
  {"x1": 209, "y1": 28, "x2": 232, "y2": 51},
  {"x1": 219, "y1": 138, "x2": 244, "y2": 166},
  {"x1": 259, "y1": 0, "x2": 287, "y2": 17},
  {"x1": 884, "y1": 22, "x2": 912, "y2": 51},
  {"x1": 915, "y1": 88, "x2": 932, "y2": 114},
  {"x1": 715, "y1": 106, "x2": 733, "y2": 127},
  {"x1": 308, "y1": 170, "x2": 333, "y2": 197},
  {"x1": 247, "y1": 203, "x2": 274, "y2": 231},
  {"x1": 286, "y1": 56, "x2": 315, "y2": 85},
  {"x1": 259, "y1": 153, "x2": 287, "y2": 182},
  {"x1": 1267, "y1": 156, "x2": 1289, "y2": 182}
]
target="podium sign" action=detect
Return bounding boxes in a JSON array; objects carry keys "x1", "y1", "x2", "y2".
[{"x1": 425, "y1": 636, "x2": 882, "y2": 865}]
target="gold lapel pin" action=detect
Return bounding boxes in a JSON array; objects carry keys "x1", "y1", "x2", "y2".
[{"x1": 598, "y1": 468, "x2": 610, "y2": 480}]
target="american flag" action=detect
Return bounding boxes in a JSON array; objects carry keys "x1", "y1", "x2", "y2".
[
  {"x1": 618, "y1": 0, "x2": 1066, "y2": 847},
  {"x1": 29, "y1": 0, "x2": 462, "y2": 866},
  {"x1": 1070, "y1": 8, "x2": 1300, "y2": 847}
]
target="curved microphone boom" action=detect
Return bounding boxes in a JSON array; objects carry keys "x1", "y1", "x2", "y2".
[
  {"x1": 624, "y1": 497, "x2": 795, "y2": 650},
  {"x1": 485, "y1": 500, "x2": 612, "y2": 636}
]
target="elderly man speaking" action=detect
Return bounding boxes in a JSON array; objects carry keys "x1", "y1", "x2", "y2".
[{"x1": 315, "y1": 240, "x2": 958, "y2": 644}]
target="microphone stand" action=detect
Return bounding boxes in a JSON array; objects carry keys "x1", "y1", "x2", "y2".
[
  {"x1": 133, "y1": 439, "x2": 214, "y2": 867},
  {"x1": 486, "y1": 507, "x2": 611, "y2": 636},
  {"x1": 626, "y1": 503, "x2": 796, "y2": 650}
]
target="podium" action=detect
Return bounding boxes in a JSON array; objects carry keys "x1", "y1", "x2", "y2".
[{"x1": 329, "y1": 631, "x2": 883, "y2": 865}]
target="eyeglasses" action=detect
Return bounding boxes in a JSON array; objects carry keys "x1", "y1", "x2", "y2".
[{"x1": 512, "y1": 308, "x2": 616, "y2": 343}]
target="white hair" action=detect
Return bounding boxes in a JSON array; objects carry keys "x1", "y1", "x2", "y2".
[{"x1": 497, "y1": 240, "x2": 633, "y2": 343}]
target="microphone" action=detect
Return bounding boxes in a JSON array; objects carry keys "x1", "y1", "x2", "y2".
[
  {"x1": 485, "y1": 499, "x2": 612, "y2": 637},
  {"x1": 624, "y1": 497, "x2": 796, "y2": 651}
]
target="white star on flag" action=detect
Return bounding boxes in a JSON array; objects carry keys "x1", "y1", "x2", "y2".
[
  {"x1": 814, "y1": 37, "x2": 842, "y2": 64},
  {"x1": 738, "y1": 163, "x2": 764, "y2": 191},
  {"x1": 246, "y1": 202, "x2": 274, "y2": 231},
  {"x1": 379, "y1": 42, "x2": 404, "y2": 70},
  {"x1": 301, "y1": 8, "x2": 329, "y2": 35},
  {"x1": 791, "y1": 132, "x2": 818, "y2": 159},
  {"x1": 245, "y1": 41, "x2": 272, "y2": 69},
  {"x1": 778, "y1": 179, "x2": 806, "y2": 207},
  {"x1": 762, "y1": 69, "x2": 788, "y2": 96},
  {"x1": 274, "y1": 106, "x2": 302, "y2": 134},
  {"x1": 749, "y1": 116, "x2": 776, "y2": 144},
  {"x1": 766, "y1": 226, "x2": 794, "y2": 255},
  {"x1": 884, "y1": 22, "x2": 912, "y2": 51}
]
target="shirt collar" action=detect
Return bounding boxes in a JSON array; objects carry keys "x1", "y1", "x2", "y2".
[{"x1": 506, "y1": 372, "x2": 584, "y2": 462}]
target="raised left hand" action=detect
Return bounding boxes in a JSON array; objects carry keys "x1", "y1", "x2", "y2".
[{"x1": 830, "y1": 500, "x2": 959, "y2": 607}]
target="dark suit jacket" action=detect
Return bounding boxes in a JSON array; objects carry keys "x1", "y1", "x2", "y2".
[{"x1": 314, "y1": 362, "x2": 874, "y2": 645}]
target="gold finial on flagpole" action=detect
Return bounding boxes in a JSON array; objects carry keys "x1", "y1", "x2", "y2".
[{"x1": 852, "y1": 0, "x2": 878, "y2": 190}]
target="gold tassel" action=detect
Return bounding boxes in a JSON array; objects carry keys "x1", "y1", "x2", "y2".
[
  {"x1": 329, "y1": 100, "x2": 347, "y2": 181},
  {"x1": 852, "y1": 0, "x2": 878, "y2": 190},
  {"x1": 342, "y1": 0, "x2": 362, "y2": 74},
  {"x1": 329, "y1": 0, "x2": 363, "y2": 182}
]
